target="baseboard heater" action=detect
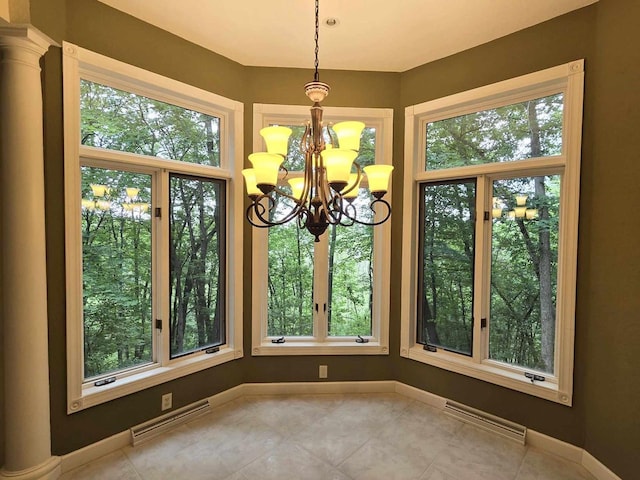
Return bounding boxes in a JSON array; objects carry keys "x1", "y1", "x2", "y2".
[
  {"x1": 443, "y1": 400, "x2": 527, "y2": 445},
  {"x1": 130, "y1": 399, "x2": 211, "y2": 446}
]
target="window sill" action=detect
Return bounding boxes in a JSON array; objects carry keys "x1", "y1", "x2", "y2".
[
  {"x1": 252, "y1": 341, "x2": 389, "y2": 356},
  {"x1": 68, "y1": 347, "x2": 243, "y2": 413},
  {"x1": 402, "y1": 346, "x2": 572, "y2": 406}
]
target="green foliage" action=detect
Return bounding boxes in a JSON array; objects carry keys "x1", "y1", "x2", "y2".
[
  {"x1": 265, "y1": 126, "x2": 378, "y2": 338},
  {"x1": 81, "y1": 167, "x2": 153, "y2": 378},
  {"x1": 328, "y1": 221, "x2": 373, "y2": 336},
  {"x1": 80, "y1": 80, "x2": 225, "y2": 378},
  {"x1": 420, "y1": 95, "x2": 563, "y2": 372},
  {"x1": 267, "y1": 216, "x2": 314, "y2": 336},
  {"x1": 81, "y1": 80, "x2": 220, "y2": 165},
  {"x1": 426, "y1": 93, "x2": 563, "y2": 169},
  {"x1": 169, "y1": 176, "x2": 224, "y2": 357}
]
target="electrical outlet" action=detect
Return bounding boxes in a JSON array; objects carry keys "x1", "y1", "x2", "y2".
[
  {"x1": 319, "y1": 365, "x2": 328, "y2": 379},
  {"x1": 161, "y1": 393, "x2": 172, "y2": 411}
]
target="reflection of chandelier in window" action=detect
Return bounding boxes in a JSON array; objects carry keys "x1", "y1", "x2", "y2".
[
  {"x1": 241, "y1": 0, "x2": 393, "y2": 242},
  {"x1": 492, "y1": 195, "x2": 538, "y2": 220},
  {"x1": 82, "y1": 184, "x2": 149, "y2": 215}
]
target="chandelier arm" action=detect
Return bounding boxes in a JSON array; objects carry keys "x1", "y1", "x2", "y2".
[
  {"x1": 300, "y1": 122, "x2": 312, "y2": 156},
  {"x1": 247, "y1": 195, "x2": 306, "y2": 227},
  {"x1": 326, "y1": 123, "x2": 338, "y2": 148},
  {"x1": 338, "y1": 199, "x2": 356, "y2": 227},
  {"x1": 316, "y1": 152, "x2": 343, "y2": 226},
  {"x1": 340, "y1": 198, "x2": 392, "y2": 226}
]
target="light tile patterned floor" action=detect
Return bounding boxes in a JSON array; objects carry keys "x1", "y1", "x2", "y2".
[{"x1": 60, "y1": 393, "x2": 596, "y2": 480}]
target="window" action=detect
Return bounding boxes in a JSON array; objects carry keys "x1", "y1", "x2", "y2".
[
  {"x1": 63, "y1": 43, "x2": 244, "y2": 412},
  {"x1": 251, "y1": 104, "x2": 393, "y2": 355},
  {"x1": 401, "y1": 61, "x2": 584, "y2": 405}
]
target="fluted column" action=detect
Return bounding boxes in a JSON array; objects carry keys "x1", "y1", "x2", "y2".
[{"x1": 0, "y1": 26, "x2": 60, "y2": 480}]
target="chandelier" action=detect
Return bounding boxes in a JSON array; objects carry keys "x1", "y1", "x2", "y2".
[{"x1": 242, "y1": 0, "x2": 393, "y2": 242}]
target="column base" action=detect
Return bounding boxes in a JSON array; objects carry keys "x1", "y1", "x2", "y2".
[{"x1": 0, "y1": 457, "x2": 61, "y2": 480}]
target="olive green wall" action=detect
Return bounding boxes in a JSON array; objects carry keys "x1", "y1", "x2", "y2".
[
  {"x1": 1, "y1": 0, "x2": 634, "y2": 478},
  {"x1": 395, "y1": 2, "x2": 640, "y2": 478},
  {"x1": 30, "y1": 0, "x2": 249, "y2": 457},
  {"x1": 241, "y1": 66, "x2": 401, "y2": 386},
  {"x1": 394, "y1": 3, "x2": 597, "y2": 448},
  {"x1": 581, "y1": 0, "x2": 640, "y2": 477}
]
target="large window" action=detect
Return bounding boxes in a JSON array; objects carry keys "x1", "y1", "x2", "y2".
[
  {"x1": 251, "y1": 105, "x2": 393, "y2": 355},
  {"x1": 401, "y1": 61, "x2": 584, "y2": 405},
  {"x1": 64, "y1": 43, "x2": 244, "y2": 412}
]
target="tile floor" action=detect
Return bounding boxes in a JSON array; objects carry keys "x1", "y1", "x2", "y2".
[{"x1": 60, "y1": 393, "x2": 596, "y2": 480}]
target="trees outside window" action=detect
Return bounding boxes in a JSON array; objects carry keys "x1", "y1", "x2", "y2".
[
  {"x1": 401, "y1": 61, "x2": 584, "y2": 405},
  {"x1": 64, "y1": 43, "x2": 243, "y2": 412},
  {"x1": 251, "y1": 105, "x2": 392, "y2": 356}
]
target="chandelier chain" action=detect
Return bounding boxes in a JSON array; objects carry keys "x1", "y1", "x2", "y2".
[{"x1": 314, "y1": 0, "x2": 320, "y2": 82}]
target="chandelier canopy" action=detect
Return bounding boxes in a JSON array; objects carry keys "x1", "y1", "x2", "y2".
[{"x1": 242, "y1": 0, "x2": 393, "y2": 242}]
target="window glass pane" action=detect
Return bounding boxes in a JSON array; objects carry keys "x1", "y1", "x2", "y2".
[
  {"x1": 81, "y1": 166, "x2": 153, "y2": 379},
  {"x1": 489, "y1": 175, "x2": 560, "y2": 374},
  {"x1": 80, "y1": 79, "x2": 221, "y2": 166},
  {"x1": 425, "y1": 93, "x2": 563, "y2": 170},
  {"x1": 170, "y1": 174, "x2": 225, "y2": 358},
  {"x1": 267, "y1": 196, "x2": 314, "y2": 336},
  {"x1": 418, "y1": 180, "x2": 476, "y2": 355},
  {"x1": 328, "y1": 190, "x2": 374, "y2": 337}
]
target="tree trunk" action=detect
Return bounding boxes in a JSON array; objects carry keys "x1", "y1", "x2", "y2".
[{"x1": 528, "y1": 100, "x2": 555, "y2": 372}]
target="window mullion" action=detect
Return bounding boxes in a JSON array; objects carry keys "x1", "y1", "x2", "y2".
[
  {"x1": 314, "y1": 235, "x2": 329, "y2": 341},
  {"x1": 472, "y1": 176, "x2": 488, "y2": 364},
  {"x1": 157, "y1": 169, "x2": 170, "y2": 366}
]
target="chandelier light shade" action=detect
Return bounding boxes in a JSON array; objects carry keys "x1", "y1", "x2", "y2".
[{"x1": 243, "y1": 0, "x2": 393, "y2": 241}]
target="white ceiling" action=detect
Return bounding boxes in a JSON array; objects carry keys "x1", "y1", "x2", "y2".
[{"x1": 98, "y1": 0, "x2": 597, "y2": 72}]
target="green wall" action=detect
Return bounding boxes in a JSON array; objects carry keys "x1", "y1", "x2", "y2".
[
  {"x1": 1, "y1": 0, "x2": 633, "y2": 478},
  {"x1": 394, "y1": 2, "x2": 597, "y2": 448},
  {"x1": 581, "y1": 0, "x2": 640, "y2": 475}
]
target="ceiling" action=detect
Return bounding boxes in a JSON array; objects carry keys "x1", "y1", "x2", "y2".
[{"x1": 98, "y1": 0, "x2": 597, "y2": 72}]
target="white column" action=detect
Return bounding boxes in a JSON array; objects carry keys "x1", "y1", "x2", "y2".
[{"x1": 0, "y1": 26, "x2": 60, "y2": 480}]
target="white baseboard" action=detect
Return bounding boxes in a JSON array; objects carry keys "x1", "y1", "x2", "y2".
[
  {"x1": 241, "y1": 380, "x2": 396, "y2": 396},
  {"x1": 393, "y1": 382, "x2": 446, "y2": 409},
  {"x1": 58, "y1": 380, "x2": 622, "y2": 480},
  {"x1": 60, "y1": 431, "x2": 129, "y2": 473},
  {"x1": 525, "y1": 429, "x2": 584, "y2": 464},
  {"x1": 207, "y1": 384, "x2": 245, "y2": 408},
  {"x1": 582, "y1": 451, "x2": 622, "y2": 480}
]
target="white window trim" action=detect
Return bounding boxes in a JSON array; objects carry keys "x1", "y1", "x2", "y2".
[
  {"x1": 250, "y1": 104, "x2": 393, "y2": 356},
  {"x1": 400, "y1": 60, "x2": 584, "y2": 405},
  {"x1": 62, "y1": 42, "x2": 244, "y2": 413}
]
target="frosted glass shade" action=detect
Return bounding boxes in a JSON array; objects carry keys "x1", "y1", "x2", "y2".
[
  {"x1": 321, "y1": 148, "x2": 358, "y2": 185},
  {"x1": 516, "y1": 194, "x2": 528, "y2": 206},
  {"x1": 241, "y1": 169, "x2": 262, "y2": 197},
  {"x1": 260, "y1": 126, "x2": 292, "y2": 156},
  {"x1": 90, "y1": 184, "x2": 108, "y2": 197},
  {"x1": 332, "y1": 121, "x2": 365, "y2": 151},
  {"x1": 288, "y1": 178, "x2": 305, "y2": 202},
  {"x1": 341, "y1": 173, "x2": 362, "y2": 198},
  {"x1": 363, "y1": 165, "x2": 393, "y2": 194},
  {"x1": 492, "y1": 207, "x2": 503, "y2": 218},
  {"x1": 125, "y1": 187, "x2": 139, "y2": 199},
  {"x1": 248, "y1": 153, "x2": 284, "y2": 191},
  {"x1": 514, "y1": 206, "x2": 527, "y2": 218},
  {"x1": 526, "y1": 208, "x2": 538, "y2": 219},
  {"x1": 96, "y1": 200, "x2": 111, "y2": 211},
  {"x1": 81, "y1": 199, "x2": 95, "y2": 210}
]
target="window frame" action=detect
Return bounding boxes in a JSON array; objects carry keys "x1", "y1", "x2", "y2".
[
  {"x1": 250, "y1": 104, "x2": 393, "y2": 356},
  {"x1": 63, "y1": 42, "x2": 244, "y2": 413},
  {"x1": 400, "y1": 60, "x2": 584, "y2": 405}
]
